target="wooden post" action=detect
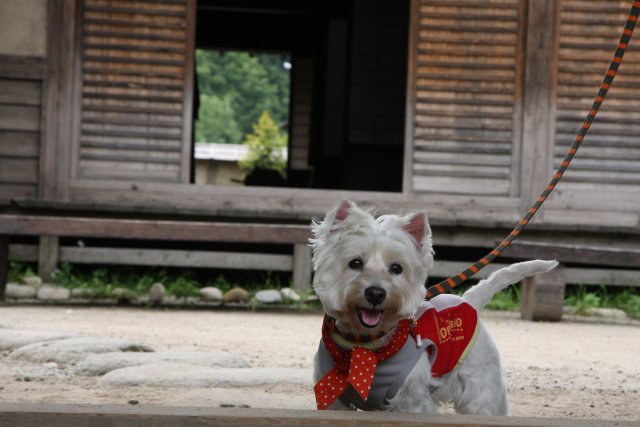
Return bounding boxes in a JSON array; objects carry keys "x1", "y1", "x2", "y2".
[
  {"x1": 521, "y1": 264, "x2": 566, "y2": 322},
  {"x1": 292, "y1": 244, "x2": 312, "y2": 292},
  {"x1": 0, "y1": 235, "x2": 8, "y2": 300},
  {"x1": 38, "y1": 236, "x2": 59, "y2": 281},
  {"x1": 519, "y1": 0, "x2": 559, "y2": 210}
]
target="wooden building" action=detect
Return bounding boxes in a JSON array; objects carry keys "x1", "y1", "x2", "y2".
[{"x1": 1, "y1": 0, "x2": 639, "y2": 287}]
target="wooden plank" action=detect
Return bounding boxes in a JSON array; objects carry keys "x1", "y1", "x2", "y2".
[
  {"x1": 0, "y1": 214, "x2": 311, "y2": 244},
  {"x1": 433, "y1": 260, "x2": 640, "y2": 287},
  {"x1": 0, "y1": 131, "x2": 39, "y2": 157},
  {"x1": 0, "y1": 183, "x2": 37, "y2": 199},
  {"x1": 0, "y1": 158, "x2": 39, "y2": 184},
  {"x1": 0, "y1": 403, "x2": 636, "y2": 427},
  {"x1": 0, "y1": 55, "x2": 45, "y2": 79},
  {"x1": 0, "y1": 79, "x2": 41, "y2": 105},
  {"x1": 38, "y1": 236, "x2": 59, "y2": 281},
  {"x1": 503, "y1": 241, "x2": 640, "y2": 268},
  {"x1": 0, "y1": 105, "x2": 40, "y2": 132},
  {"x1": 59, "y1": 247, "x2": 292, "y2": 271}
]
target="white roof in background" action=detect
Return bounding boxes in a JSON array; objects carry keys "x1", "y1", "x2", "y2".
[{"x1": 195, "y1": 143, "x2": 287, "y2": 161}]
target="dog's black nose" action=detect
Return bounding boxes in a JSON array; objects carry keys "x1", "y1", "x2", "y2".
[{"x1": 365, "y1": 286, "x2": 386, "y2": 305}]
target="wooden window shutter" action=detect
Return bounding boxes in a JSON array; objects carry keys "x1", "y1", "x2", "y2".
[
  {"x1": 552, "y1": 0, "x2": 640, "y2": 217},
  {"x1": 76, "y1": 0, "x2": 194, "y2": 183},
  {"x1": 410, "y1": 0, "x2": 523, "y2": 196}
]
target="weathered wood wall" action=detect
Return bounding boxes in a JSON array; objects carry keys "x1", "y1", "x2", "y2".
[
  {"x1": 75, "y1": 0, "x2": 194, "y2": 183},
  {"x1": 545, "y1": 0, "x2": 640, "y2": 228},
  {"x1": 0, "y1": 77, "x2": 42, "y2": 198},
  {"x1": 409, "y1": 0, "x2": 524, "y2": 197}
]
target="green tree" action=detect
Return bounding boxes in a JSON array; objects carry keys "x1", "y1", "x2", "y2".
[
  {"x1": 239, "y1": 111, "x2": 287, "y2": 176},
  {"x1": 195, "y1": 50, "x2": 290, "y2": 144},
  {"x1": 195, "y1": 94, "x2": 242, "y2": 143}
]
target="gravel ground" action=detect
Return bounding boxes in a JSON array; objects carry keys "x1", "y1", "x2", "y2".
[{"x1": 1, "y1": 305, "x2": 639, "y2": 422}]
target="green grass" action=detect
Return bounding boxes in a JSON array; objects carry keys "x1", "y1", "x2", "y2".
[{"x1": 6, "y1": 261, "x2": 302, "y2": 303}]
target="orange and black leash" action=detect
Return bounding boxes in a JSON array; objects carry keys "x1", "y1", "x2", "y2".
[{"x1": 425, "y1": 0, "x2": 640, "y2": 300}]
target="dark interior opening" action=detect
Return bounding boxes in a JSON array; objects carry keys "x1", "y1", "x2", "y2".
[{"x1": 195, "y1": 0, "x2": 409, "y2": 192}]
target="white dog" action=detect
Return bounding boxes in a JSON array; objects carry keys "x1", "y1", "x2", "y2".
[{"x1": 311, "y1": 199, "x2": 557, "y2": 414}]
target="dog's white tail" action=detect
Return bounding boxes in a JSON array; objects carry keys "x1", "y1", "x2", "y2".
[{"x1": 462, "y1": 260, "x2": 559, "y2": 312}]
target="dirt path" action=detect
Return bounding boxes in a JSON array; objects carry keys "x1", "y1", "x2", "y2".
[{"x1": 1, "y1": 306, "x2": 639, "y2": 421}]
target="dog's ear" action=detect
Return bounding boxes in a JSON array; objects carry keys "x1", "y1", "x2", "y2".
[
  {"x1": 311, "y1": 199, "x2": 356, "y2": 245},
  {"x1": 334, "y1": 199, "x2": 353, "y2": 222},
  {"x1": 403, "y1": 212, "x2": 433, "y2": 256}
]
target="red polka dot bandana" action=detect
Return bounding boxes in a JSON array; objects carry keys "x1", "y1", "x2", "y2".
[{"x1": 314, "y1": 315, "x2": 410, "y2": 410}]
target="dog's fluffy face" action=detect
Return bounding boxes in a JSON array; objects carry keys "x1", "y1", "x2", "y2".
[{"x1": 311, "y1": 199, "x2": 433, "y2": 336}]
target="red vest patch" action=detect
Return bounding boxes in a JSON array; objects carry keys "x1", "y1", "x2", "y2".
[{"x1": 413, "y1": 294, "x2": 478, "y2": 378}]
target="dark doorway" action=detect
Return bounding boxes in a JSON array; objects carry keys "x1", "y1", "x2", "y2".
[{"x1": 195, "y1": 0, "x2": 409, "y2": 192}]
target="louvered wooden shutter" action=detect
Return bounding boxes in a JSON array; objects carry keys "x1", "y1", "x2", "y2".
[
  {"x1": 410, "y1": 0, "x2": 523, "y2": 196},
  {"x1": 77, "y1": 0, "x2": 193, "y2": 183},
  {"x1": 551, "y1": 0, "x2": 640, "y2": 216}
]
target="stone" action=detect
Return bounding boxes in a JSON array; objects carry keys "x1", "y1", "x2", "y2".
[
  {"x1": 70, "y1": 288, "x2": 95, "y2": 299},
  {"x1": 199, "y1": 287, "x2": 223, "y2": 302},
  {"x1": 37, "y1": 286, "x2": 70, "y2": 301},
  {"x1": 5, "y1": 283, "x2": 37, "y2": 299},
  {"x1": 111, "y1": 287, "x2": 134, "y2": 300},
  {"x1": 255, "y1": 289, "x2": 283, "y2": 304},
  {"x1": 223, "y1": 287, "x2": 250, "y2": 303},
  {"x1": 100, "y1": 364, "x2": 310, "y2": 388},
  {"x1": 280, "y1": 287, "x2": 301, "y2": 302},
  {"x1": 75, "y1": 350, "x2": 250, "y2": 376},
  {"x1": 148, "y1": 283, "x2": 165, "y2": 304},
  {"x1": 9, "y1": 336, "x2": 154, "y2": 365},
  {"x1": 592, "y1": 308, "x2": 628, "y2": 320},
  {"x1": 21, "y1": 276, "x2": 42, "y2": 288},
  {"x1": 0, "y1": 329, "x2": 75, "y2": 351}
]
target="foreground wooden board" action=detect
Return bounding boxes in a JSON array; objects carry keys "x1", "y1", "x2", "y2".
[{"x1": 0, "y1": 404, "x2": 635, "y2": 427}]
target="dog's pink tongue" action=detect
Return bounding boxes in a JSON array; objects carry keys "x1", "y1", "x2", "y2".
[{"x1": 360, "y1": 309, "x2": 382, "y2": 327}]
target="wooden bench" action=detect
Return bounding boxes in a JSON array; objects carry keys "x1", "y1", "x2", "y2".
[
  {"x1": 0, "y1": 403, "x2": 635, "y2": 427},
  {"x1": 0, "y1": 214, "x2": 313, "y2": 299},
  {"x1": 502, "y1": 241, "x2": 640, "y2": 321}
]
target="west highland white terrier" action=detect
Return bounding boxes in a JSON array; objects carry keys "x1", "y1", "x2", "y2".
[{"x1": 311, "y1": 199, "x2": 557, "y2": 414}]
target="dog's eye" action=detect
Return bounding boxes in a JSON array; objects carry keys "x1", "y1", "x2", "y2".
[
  {"x1": 389, "y1": 263, "x2": 403, "y2": 275},
  {"x1": 348, "y1": 258, "x2": 363, "y2": 270}
]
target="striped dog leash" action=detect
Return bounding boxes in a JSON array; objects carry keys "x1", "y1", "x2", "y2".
[{"x1": 425, "y1": 0, "x2": 640, "y2": 300}]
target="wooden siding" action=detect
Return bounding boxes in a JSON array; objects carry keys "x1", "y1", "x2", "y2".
[
  {"x1": 410, "y1": 0, "x2": 523, "y2": 196},
  {"x1": 76, "y1": 0, "x2": 193, "y2": 183},
  {"x1": 549, "y1": 0, "x2": 640, "y2": 214},
  {"x1": 0, "y1": 78, "x2": 41, "y2": 199}
]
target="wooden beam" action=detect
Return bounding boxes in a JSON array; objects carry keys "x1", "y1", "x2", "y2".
[
  {"x1": 0, "y1": 403, "x2": 636, "y2": 427},
  {"x1": 59, "y1": 247, "x2": 292, "y2": 271},
  {"x1": 502, "y1": 241, "x2": 640, "y2": 268},
  {"x1": 0, "y1": 214, "x2": 311, "y2": 244}
]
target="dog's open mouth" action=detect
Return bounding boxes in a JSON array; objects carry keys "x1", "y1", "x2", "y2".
[{"x1": 358, "y1": 308, "x2": 383, "y2": 328}]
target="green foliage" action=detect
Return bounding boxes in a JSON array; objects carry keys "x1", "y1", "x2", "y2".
[
  {"x1": 566, "y1": 285, "x2": 601, "y2": 315},
  {"x1": 194, "y1": 50, "x2": 290, "y2": 144},
  {"x1": 195, "y1": 95, "x2": 243, "y2": 144},
  {"x1": 485, "y1": 285, "x2": 521, "y2": 311},
  {"x1": 7, "y1": 262, "x2": 37, "y2": 283},
  {"x1": 238, "y1": 111, "x2": 287, "y2": 175},
  {"x1": 165, "y1": 273, "x2": 200, "y2": 299}
]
